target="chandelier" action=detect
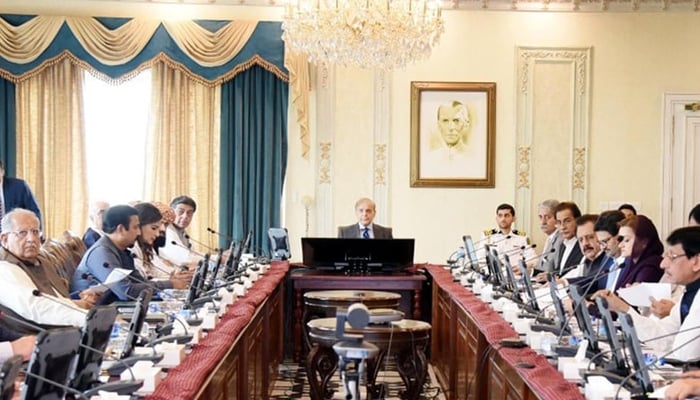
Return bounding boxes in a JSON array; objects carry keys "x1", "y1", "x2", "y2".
[{"x1": 281, "y1": 0, "x2": 445, "y2": 70}]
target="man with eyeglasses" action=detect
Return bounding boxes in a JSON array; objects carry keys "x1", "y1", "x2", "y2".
[
  {"x1": 598, "y1": 226, "x2": 700, "y2": 361},
  {"x1": 594, "y1": 210, "x2": 626, "y2": 290},
  {"x1": 0, "y1": 209, "x2": 89, "y2": 334}
]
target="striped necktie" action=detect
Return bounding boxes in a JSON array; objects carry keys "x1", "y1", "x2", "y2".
[{"x1": 362, "y1": 227, "x2": 369, "y2": 239}]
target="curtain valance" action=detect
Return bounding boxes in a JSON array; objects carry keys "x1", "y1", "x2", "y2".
[
  {"x1": 0, "y1": 14, "x2": 310, "y2": 158},
  {"x1": 0, "y1": 15, "x2": 285, "y2": 84}
]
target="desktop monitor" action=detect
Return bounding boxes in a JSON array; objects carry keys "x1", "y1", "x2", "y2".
[
  {"x1": 518, "y1": 259, "x2": 539, "y2": 312},
  {"x1": 70, "y1": 305, "x2": 119, "y2": 392},
  {"x1": 502, "y1": 253, "x2": 523, "y2": 299},
  {"x1": 268, "y1": 228, "x2": 291, "y2": 260},
  {"x1": 22, "y1": 327, "x2": 81, "y2": 400},
  {"x1": 462, "y1": 235, "x2": 480, "y2": 271},
  {"x1": 568, "y1": 285, "x2": 599, "y2": 353},
  {"x1": 120, "y1": 288, "x2": 153, "y2": 359},
  {"x1": 485, "y1": 247, "x2": 505, "y2": 287},
  {"x1": 301, "y1": 238, "x2": 415, "y2": 273},
  {"x1": 595, "y1": 297, "x2": 628, "y2": 372},
  {"x1": 547, "y1": 273, "x2": 570, "y2": 335},
  {"x1": 619, "y1": 312, "x2": 654, "y2": 395}
]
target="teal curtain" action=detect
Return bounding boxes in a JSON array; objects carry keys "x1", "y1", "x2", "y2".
[
  {"x1": 0, "y1": 77, "x2": 15, "y2": 176},
  {"x1": 220, "y1": 65, "x2": 288, "y2": 255}
]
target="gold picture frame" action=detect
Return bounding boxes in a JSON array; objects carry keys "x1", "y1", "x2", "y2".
[{"x1": 410, "y1": 81, "x2": 496, "y2": 188}]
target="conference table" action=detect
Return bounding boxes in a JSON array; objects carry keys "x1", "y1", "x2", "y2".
[
  {"x1": 145, "y1": 261, "x2": 289, "y2": 400},
  {"x1": 290, "y1": 267, "x2": 426, "y2": 362},
  {"x1": 424, "y1": 264, "x2": 583, "y2": 400},
  {"x1": 111, "y1": 261, "x2": 582, "y2": 400},
  {"x1": 306, "y1": 317, "x2": 431, "y2": 400}
]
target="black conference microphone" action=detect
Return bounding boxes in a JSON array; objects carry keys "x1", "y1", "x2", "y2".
[
  {"x1": 170, "y1": 240, "x2": 205, "y2": 258},
  {"x1": 185, "y1": 234, "x2": 222, "y2": 253},
  {"x1": 207, "y1": 227, "x2": 235, "y2": 242},
  {"x1": 31, "y1": 289, "x2": 89, "y2": 315}
]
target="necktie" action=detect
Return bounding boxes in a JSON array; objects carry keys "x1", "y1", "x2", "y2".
[
  {"x1": 556, "y1": 242, "x2": 566, "y2": 274},
  {"x1": 362, "y1": 227, "x2": 369, "y2": 239},
  {"x1": 680, "y1": 288, "x2": 698, "y2": 324}
]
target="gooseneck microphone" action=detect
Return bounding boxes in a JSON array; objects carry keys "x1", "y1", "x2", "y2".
[
  {"x1": 207, "y1": 227, "x2": 235, "y2": 242},
  {"x1": 170, "y1": 240, "x2": 204, "y2": 258},
  {"x1": 184, "y1": 234, "x2": 220, "y2": 253}
]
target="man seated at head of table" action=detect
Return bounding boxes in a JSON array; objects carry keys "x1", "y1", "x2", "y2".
[
  {"x1": 0, "y1": 209, "x2": 90, "y2": 334},
  {"x1": 594, "y1": 226, "x2": 700, "y2": 361},
  {"x1": 72, "y1": 204, "x2": 185, "y2": 304}
]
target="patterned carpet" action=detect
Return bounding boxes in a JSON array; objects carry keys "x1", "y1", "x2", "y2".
[{"x1": 270, "y1": 359, "x2": 446, "y2": 400}]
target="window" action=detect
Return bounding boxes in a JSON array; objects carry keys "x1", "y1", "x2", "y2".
[{"x1": 82, "y1": 70, "x2": 152, "y2": 204}]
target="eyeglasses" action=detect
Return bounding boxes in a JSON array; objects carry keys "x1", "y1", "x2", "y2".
[
  {"x1": 7, "y1": 229, "x2": 42, "y2": 239},
  {"x1": 663, "y1": 251, "x2": 687, "y2": 261}
]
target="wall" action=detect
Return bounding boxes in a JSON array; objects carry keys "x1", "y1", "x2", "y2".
[
  {"x1": 287, "y1": 11, "x2": 700, "y2": 264},
  {"x1": 4, "y1": 1, "x2": 700, "y2": 263}
]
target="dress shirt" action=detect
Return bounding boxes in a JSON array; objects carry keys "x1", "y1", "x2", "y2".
[
  {"x1": 130, "y1": 243, "x2": 174, "y2": 280},
  {"x1": 557, "y1": 237, "x2": 580, "y2": 274},
  {"x1": 536, "y1": 230, "x2": 560, "y2": 273},
  {"x1": 0, "y1": 342, "x2": 12, "y2": 363},
  {"x1": 359, "y1": 223, "x2": 374, "y2": 239},
  {"x1": 628, "y1": 277, "x2": 700, "y2": 361},
  {"x1": 160, "y1": 224, "x2": 201, "y2": 265},
  {"x1": 0, "y1": 260, "x2": 86, "y2": 329},
  {"x1": 479, "y1": 229, "x2": 536, "y2": 266}
]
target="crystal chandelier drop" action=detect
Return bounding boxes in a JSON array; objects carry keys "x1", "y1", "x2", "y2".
[{"x1": 281, "y1": 0, "x2": 445, "y2": 70}]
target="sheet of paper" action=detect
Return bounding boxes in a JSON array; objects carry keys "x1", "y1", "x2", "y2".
[
  {"x1": 617, "y1": 282, "x2": 672, "y2": 308},
  {"x1": 90, "y1": 268, "x2": 132, "y2": 294}
]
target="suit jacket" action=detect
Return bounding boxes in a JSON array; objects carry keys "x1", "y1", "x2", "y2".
[
  {"x1": 82, "y1": 227, "x2": 102, "y2": 249},
  {"x1": 555, "y1": 239, "x2": 584, "y2": 277},
  {"x1": 337, "y1": 224, "x2": 393, "y2": 239},
  {"x1": 534, "y1": 230, "x2": 562, "y2": 274},
  {"x1": 2, "y1": 177, "x2": 42, "y2": 225},
  {"x1": 0, "y1": 323, "x2": 20, "y2": 342}
]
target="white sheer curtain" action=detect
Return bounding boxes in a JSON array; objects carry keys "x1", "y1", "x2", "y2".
[{"x1": 82, "y1": 70, "x2": 152, "y2": 204}]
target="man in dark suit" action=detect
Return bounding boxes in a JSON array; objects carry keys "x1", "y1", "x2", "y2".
[
  {"x1": 553, "y1": 201, "x2": 584, "y2": 276},
  {"x1": 535, "y1": 201, "x2": 583, "y2": 282},
  {"x1": 0, "y1": 160, "x2": 42, "y2": 229},
  {"x1": 337, "y1": 197, "x2": 393, "y2": 239}
]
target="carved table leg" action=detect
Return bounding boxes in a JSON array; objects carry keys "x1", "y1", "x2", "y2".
[
  {"x1": 365, "y1": 349, "x2": 386, "y2": 400},
  {"x1": 294, "y1": 288, "x2": 303, "y2": 362},
  {"x1": 306, "y1": 344, "x2": 338, "y2": 400},
  {"x1": 413, "y1": 288, "x2": 422, "y2": 320}
]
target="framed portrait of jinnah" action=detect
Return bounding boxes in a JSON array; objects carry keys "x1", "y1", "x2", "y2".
[{"x1": 410, "y1": 81, "x2": 496, "y2": 188}]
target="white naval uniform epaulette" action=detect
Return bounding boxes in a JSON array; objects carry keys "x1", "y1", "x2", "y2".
[{"x1": 480, "y1": 228, "x2": 535, "y2": 265}]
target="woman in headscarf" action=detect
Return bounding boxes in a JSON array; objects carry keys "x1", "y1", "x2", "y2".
[{"x1": 613, "y1": 214, "x2": 664, "y2": 290}]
